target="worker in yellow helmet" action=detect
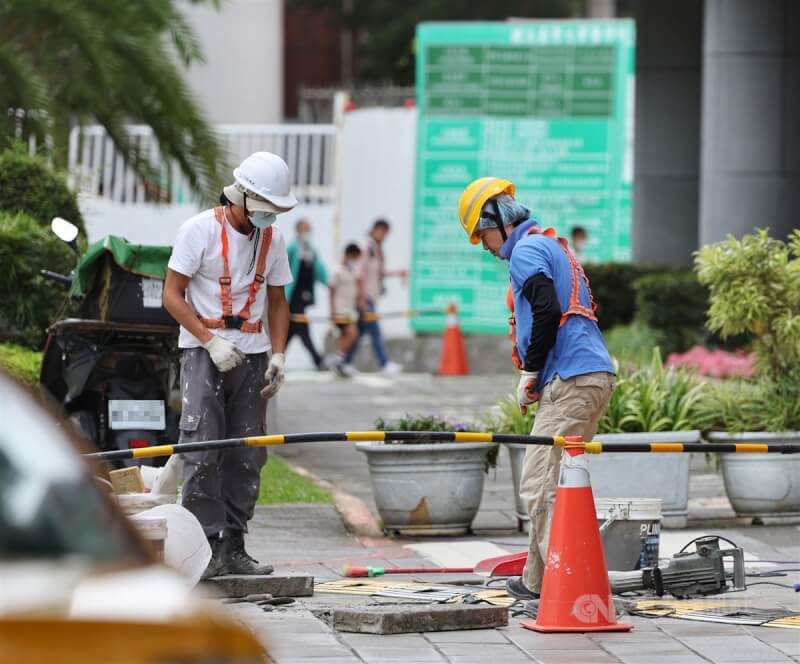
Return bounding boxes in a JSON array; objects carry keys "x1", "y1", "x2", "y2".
[{"x1": 457, "y1": 176, "x2": 615, "y2": 601}]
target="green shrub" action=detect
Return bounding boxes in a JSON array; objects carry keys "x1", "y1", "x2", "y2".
[
  {"x1": 694, "y1": 378, "x2": 800, "y2": 434},
  {"x1": 0, "y1": 212, "x2": 75, "y2": 348},
  {"x1": 633, "y1": 272, "x2": 708, "y2": 354},
  {"x1": 0, "y1": 147, "x2": 86, "y2": 238},
  {"x1": 603, "y1": 321, "x2": 662, "y2": 370},
  {"x1": 598, "y1": 349, "x2": 708, "y2": 434},
  {"x1": 583, "y1": 262, "x2": 646, "y2": 329},
  {"x1": 481, "y1": 395, "x2": 537, "y2": 435},
  {"x1": 0, "y1": 343, "x2": 42, "y2": 387},
  {"x1": 695, "y1": 229, "x2": 800, "y2": 382}
]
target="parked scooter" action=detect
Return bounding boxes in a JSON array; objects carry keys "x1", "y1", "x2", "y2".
[{"x1": 39, "y1": 218, "x2": 181, "y2": 466}]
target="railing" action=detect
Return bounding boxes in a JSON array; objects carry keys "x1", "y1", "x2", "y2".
[{"x1": 67, "y1": 123, "x2": 337, "y2": 206}]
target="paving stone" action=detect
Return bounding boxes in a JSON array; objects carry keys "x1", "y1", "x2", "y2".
[
  {"x1": 204, "y1": 574, "x2": 314, "y2": 597},
  {"x1": 337, "y1": 633, "x2": 433, "y2": 649},
  {"x1": 355, "y1": 647, "x2": 446, "y2": 662},
  {"x1": 680, "y1": 635, "x2": 793, "y2": 662},
  {"x1": 508, "y1": 634, "x2": 606, "y2": 652},
  {"x1": 423, "y1": 628, "x2": 510, "y2": 643},
  {"x1": 612, "y1": 657, "x2": 708, "y2": 664},
  {"x1": 521, "y1": 648, "x2": 621, "y2": 663},
  {"x1": 331, "y1": 603, "x2": 508, "y2": 635},
  {"x1": 436, "y1": 643, "x2": 534, "y2": 663}
]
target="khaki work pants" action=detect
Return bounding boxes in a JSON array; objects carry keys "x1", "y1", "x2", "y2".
[{"x1": 520, "y1": 372, "x2": 615, "y2": 592}]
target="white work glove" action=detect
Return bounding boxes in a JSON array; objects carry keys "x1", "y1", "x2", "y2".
[
  {"x1": 203, "y1": 335, "x2": 244, "y2": 372},
  {"x1": 517, "y1": 371, "x2": 540, "y2": 415},
  {"x1": 260, "y1": 352, "x2": 286, "y2": 399}
]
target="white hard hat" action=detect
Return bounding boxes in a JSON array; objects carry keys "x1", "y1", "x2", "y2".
[{"x1": 232, "y1": 152, "x2": 297, "y2": 210}]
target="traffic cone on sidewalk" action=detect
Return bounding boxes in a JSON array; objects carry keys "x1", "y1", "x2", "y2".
[
  {"x1": 522, "y1": 442, "x2": 632, "y2": 633},
  {"x1": 438, "y1": 303, "x2": 469, "y2": 376}
]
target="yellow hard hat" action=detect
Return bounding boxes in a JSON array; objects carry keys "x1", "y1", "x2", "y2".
[{"x1": 457, "y1": 177, "x2": 516, "y2": 244}]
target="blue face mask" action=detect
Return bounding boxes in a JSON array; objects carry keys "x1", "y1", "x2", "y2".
[{"x1": 248, "y1": 210, "x2": 277, "y2": 229}]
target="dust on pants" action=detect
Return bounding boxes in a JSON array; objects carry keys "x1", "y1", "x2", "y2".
[
  {"x1": 520, "y1": 372, "x2": 614, "y2": 593},
  {"x1": 179, "y1": 347, "x2": 269, "y2": 536}
]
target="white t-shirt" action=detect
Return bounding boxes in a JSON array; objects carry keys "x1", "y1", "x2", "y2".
[
  {"x1": 330, "y1": 264, "x2": 358, "y2": 319},
  {"x1": 168, "y1": 208, "x2": 293, "y2": 354}
]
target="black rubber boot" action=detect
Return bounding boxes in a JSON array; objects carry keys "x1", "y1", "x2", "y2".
[
  {"x1": 201, "y1": 535, "x2": 228, "y2": 580},
  {"x1": 224, "y1": 531, "x2": 274, "y2": 575}
]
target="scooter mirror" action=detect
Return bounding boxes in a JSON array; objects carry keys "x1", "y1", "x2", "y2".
[{"x1": 51, "y1": 217, "x2": 79, "y2": 243}]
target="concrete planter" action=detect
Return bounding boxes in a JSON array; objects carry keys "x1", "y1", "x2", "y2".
[
  {"x1": 355, "y1": 442, "x2": 497, "y2": 536},
  {"x1": 709, "y1": 432, "x2": 800, "y2": 519},
  {"x1": 507, "y1": 432, "x2": 697, "y2": 530}
]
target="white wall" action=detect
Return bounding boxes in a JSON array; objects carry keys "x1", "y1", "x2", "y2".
[
  {"x1": 338, "y1": 107, "x2": 417, "y2": 339},
  {"x1": 180, "y1": 0, "x2": 284, "y2": 124}
]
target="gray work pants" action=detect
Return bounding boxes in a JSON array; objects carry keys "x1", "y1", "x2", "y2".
[{"x1": 179, "y1": 347, "x2": 269, "y2": 536}]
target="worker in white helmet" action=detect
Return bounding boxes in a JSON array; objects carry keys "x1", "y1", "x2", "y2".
[{"x1": 164, "y1": 152, "x2": 296, "y2": 579}]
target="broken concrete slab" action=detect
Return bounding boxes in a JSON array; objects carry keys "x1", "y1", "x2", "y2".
[
  {"x1": 203, "y1": 575, "x2": 313, "y2": 598},
  {"x1": 329, "y1": 603, "x2": 508, "y2": 635}
]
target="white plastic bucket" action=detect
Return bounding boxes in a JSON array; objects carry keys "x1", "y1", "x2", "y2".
[
  {"x1": 595, "y1": 498, "x2": 662, "y2": 571},
  {"x1": 129, "y1": 515, "x2": 168, "y2": 562}
]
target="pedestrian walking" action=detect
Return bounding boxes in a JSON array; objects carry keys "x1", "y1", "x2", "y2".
[
  {"x1": 326, "y1": 243, "x2": 362, "y2": 377},
  {"x1": 163, "y1": 151, "x2": 295, "y2": 580},
  {"x1": 457, "y1": 177, "x2": 615, "y2": 601},
  {"x1": 286, "y1": 219, "x2": 328, "y2": 369},
  {"x1": 345, "y1": 218, "x2": 405, "y2": 376}
]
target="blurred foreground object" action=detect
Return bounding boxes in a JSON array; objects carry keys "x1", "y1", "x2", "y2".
[{"x1": 0, "y1": 371, "x2": 264, "y2": 664}]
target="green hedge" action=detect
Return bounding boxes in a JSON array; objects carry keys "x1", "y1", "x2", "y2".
[
  {"x1": 0, "y1": 212, "x2": 75, "y2": 349},
  {"x1": 0, "y1": 147, "x2": 86, "y2": 237},
  {"x1": 634, "y1": 272, "x2": 708, "y2": 354},
  {"x1": 586, "y1": 263, "x2": 719, "y2": 355},
  {"x1": 583, "y1": 262, "x2": 646, "y2": 329}
]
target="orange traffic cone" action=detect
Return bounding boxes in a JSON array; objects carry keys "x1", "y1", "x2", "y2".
[
  {"x1": 522, "y1": 442, "x2": 632, "y2": 633},
  {"x1": 438, "y1": 303, "x2": 469, "y2": 376}
]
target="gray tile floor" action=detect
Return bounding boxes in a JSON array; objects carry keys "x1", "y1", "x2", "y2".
[{"x1": 226, "y1": 372, "x2": 800, "y2": 663}]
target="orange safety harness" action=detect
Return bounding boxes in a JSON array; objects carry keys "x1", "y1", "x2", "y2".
[
  {"x1": 198, "y1": 206, "x2": 273, "y2": 333},
  {"x1": 507, "y1": 226, "x2": 598, "y2": 370}
]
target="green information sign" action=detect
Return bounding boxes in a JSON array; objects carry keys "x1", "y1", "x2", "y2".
[{"x1": 411, "y1": 21, "x2": 635, "y2": 333}]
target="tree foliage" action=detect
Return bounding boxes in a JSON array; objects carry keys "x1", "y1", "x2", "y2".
[
  {"x1": 0, "y1": 0, "x2": 224, "y2": 198},
  {"x1": 289, "y1": 0, "x2": 581, "y2": 85}
]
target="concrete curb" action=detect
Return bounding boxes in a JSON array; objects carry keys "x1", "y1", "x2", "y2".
[{"x1": 283, "y1": 457, "x2": 386, "y2": 540}]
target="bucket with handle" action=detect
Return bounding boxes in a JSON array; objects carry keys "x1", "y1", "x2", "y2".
[{"x1": 596, "y1": 498, "x2": 661, "y2": 571}]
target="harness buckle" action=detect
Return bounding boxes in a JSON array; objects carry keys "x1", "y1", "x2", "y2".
[
  {"x1": 223, "y1": 315, "x2": 245, "y2": 330},
  {"x1": 219, "y1": 276, "x2": 232, "y2": 286},
  {"x1": 254, "y1": 274, "x2": 265, "y2": 284}
]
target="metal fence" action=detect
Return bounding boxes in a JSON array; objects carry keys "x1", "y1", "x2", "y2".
[{"x1": 67, "y1": 124, "x2": 337, "y2": 206}]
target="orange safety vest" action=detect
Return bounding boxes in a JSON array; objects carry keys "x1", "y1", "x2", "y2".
[
  {"x1": 507, "y1": 226, "x2": 598, "y2": 370},
  {"x1": 198, "y1": 206, "x2": 273, "y2": 334}
]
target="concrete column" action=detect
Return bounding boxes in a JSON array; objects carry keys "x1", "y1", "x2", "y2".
[
  {"x1": 699, "y1": 0, "x2": 800, "y2": 245},
  {"x1": 628, "y1": 0, "x2": 703, "y2": 266}
]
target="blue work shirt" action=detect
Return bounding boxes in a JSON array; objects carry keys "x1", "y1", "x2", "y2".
[{"x1": 499, "y1": 219, "x2": 614, "y2": 390}]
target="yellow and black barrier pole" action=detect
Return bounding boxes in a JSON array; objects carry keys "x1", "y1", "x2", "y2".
[
  {"x1": 290, "y1": 307, "x2": 448, "y2": 325},
  {"x1": 84, "y1": 431, "x2": 800, "y2": 463}
]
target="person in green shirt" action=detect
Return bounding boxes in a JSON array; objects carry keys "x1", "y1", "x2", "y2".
[{"x1": 286, "y1": 219, "x2": 328, "y2": 369}]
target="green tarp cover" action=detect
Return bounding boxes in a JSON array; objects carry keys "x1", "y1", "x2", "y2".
[{"x1": 70, "y1": 235, "x2": 172, "y2": 297}]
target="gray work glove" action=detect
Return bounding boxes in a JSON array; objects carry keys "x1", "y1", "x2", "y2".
[
  {"x1": 203, "y1": 335, "x2": 245, "y2": 372},
  {"x1": 260, "y1": 352, "x2": 285, "y2": 399}
]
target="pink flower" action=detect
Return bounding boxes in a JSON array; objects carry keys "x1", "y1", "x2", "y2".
[{"x1": 665, "y1": 346, "x2": 755, "y2": 378}]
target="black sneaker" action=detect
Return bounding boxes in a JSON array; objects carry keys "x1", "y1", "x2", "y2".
[
  {"x1": 224, "y1": 531, "x2": 274, "y2": 576},
  {"x1": 506, "y1": 577, "x2": 540, "y2": 600},
  {"x1": 200, "y1": 535, "x2": 228, "y2": 580}
]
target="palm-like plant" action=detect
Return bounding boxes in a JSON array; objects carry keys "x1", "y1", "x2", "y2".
[
  {"x1": 0, "y1": 0, "x2": 224, "y2": 199},
  {"x1": 598, "y1": 349, "x2": 708, "y2": 434}
]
